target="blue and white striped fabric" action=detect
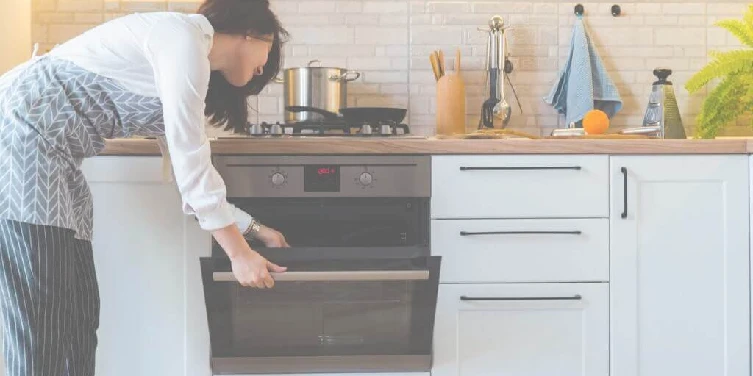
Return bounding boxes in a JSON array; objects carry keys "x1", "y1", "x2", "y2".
[
  {"x1": 544, "y1": 16, "x2": 622, "y2": 126},
  {"x1": 0, "y1": 219, "x2": 100, "y2": 376}
]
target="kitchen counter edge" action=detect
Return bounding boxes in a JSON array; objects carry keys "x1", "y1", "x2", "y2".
[{"x1": 98, "y1": 138, "x2": 753, "y2": 156}]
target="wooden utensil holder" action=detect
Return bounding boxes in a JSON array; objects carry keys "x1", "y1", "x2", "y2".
[{"x1": 436, "y1": 72, "x2": 466, "y2": 136}]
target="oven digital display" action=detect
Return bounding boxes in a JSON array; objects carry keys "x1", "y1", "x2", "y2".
[
  {"x1": 304, "y1": 165, "x2": 340, "y2": 192},
  {"x1": 317, "y1": 167, "x2": 336, "y2": 176}
]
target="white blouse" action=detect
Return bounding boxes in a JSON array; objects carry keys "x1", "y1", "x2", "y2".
[{"x1": 47, "y1": 12, "x2": 253, "y2": 234}]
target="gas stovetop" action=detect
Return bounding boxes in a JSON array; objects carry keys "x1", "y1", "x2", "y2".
[{"x1": 221, "y1": 120, "x2": 419, "y2": 138}]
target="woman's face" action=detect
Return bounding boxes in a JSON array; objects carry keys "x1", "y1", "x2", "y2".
[{"x1": 223, "y1": 34, "x2": 273, "y2": 87}]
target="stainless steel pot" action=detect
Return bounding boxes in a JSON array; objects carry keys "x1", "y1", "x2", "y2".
[{"x1": 277, "y1": 60, "x2": 361, "y2": 123}]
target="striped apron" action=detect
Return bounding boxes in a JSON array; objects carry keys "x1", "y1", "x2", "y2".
[{"x1": 0, "y1": 55, "x2": 167, "y2": 375}]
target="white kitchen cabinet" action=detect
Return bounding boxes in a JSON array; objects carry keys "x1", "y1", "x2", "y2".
[
  {"x1": 610, "y1": 156, "x2": 750, "y2": 376},
  {"x1": 431, "y1": 155, "x2": 609, "y2": 219},
  {"x1": 433, "y1": 283, "x2": 608, "y2": 376},
  {"x1": 184, "y1": 185, "x2": 213, "y2": 376},
  {"x1": 82, "y1": 156, "x2": 211, "y2": 376},
  {"x1": 431, "y1": 218, "x2": 609, "y2": 283}
]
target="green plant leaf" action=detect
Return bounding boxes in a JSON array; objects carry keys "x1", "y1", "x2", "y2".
[
  {"x1": 685, "y1": 50, "x2": 753, "y2": 93},
  {"x1": 715, "y1": 19, "x2": 753, "y2": 48},
  {"x1": 741, "y1": 74, "x2": 753, "y2": 101},
  {"x1": 695, "y1": 75, "x2": 748, "y2": 138},
  {"x1": 688, "y1": 5, "x2": 753, "y2": 138},
  {"x1": 744, "y1": 4, "x2": 753, "y2": 31}
]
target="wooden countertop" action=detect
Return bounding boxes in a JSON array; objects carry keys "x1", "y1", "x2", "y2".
[{"x1": 99, "y1": 137, "x2": 753, "y2": 156}]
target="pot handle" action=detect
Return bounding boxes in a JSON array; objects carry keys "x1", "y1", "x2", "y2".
[
  {"x1": 330, "y1": 71, "x2": 362, "y2": 82},
  {"x1": 272, "y1": 61, "x2": 320, "y2": 83}
]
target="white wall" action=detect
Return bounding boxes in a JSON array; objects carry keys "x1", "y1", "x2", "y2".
[
  {"x1": 0, "y1": 0, "x2": 31, "y2": 74},
  {"x1": 28, "y1": 0, "x2": 753, "y2": 137}
]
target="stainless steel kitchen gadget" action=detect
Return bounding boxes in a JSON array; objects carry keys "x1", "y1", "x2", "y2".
[
  {"x1": 620, "y1": 68, "x2": 687, "y2": 139},
  {"x1": 479, "y1": 15, "x2": 515, "y2": 129}
]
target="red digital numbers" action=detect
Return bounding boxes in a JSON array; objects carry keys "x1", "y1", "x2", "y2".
[{"x1": 318, "y1": 167, "x2": 335, "y2": 175}]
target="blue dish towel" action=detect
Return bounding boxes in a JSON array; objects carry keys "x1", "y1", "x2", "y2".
[{"x1": 544, "y1": 17, "x2": 622, "y2": 126}]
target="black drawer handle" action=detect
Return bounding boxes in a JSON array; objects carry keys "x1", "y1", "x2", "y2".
[
  {"x1": 460, "y1": 231, "x2": 582, "y2": 236},
  {"x1": 459, "y1": 166, "x2": 581, "y2": 171},
  {"x1": 461, "y1": 295, "x2": 582, "y2": 301},
  {"x1": 621, "y1": 167, "x2": 628, "y2": 219}
]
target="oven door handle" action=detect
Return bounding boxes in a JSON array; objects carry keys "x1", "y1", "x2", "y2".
[{"x1": 213, "y1": 270, "x2": 431, "y2": 282}]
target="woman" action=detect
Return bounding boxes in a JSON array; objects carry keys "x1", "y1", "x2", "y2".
[{"x1": 0, "y1": 0, "x2": 289, "y2": 374}]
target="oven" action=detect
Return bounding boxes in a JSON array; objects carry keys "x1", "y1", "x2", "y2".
[{"x1": 200, "y1": 155, "x2": 440, "y2": 375}]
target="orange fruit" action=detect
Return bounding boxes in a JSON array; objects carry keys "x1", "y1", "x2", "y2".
[{"x1": 582, "y1": 110, "x2": 610, "y2": 135}]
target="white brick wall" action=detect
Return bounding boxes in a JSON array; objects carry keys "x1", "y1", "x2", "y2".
[{"x1": 32, "y1": 0, "x2": 753, "y2": 136}]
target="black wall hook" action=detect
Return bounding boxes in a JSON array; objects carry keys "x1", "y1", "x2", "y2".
[
  {"x1": 574, "y1": 3, "x2": 584, "y2": 16},
  {"x1": 611, "y1": 4, "x2": 621, "y2": 16}
]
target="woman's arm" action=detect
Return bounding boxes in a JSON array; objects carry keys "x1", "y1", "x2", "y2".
[
  {"x1": 144, "y1": 21, "x2": 232, "y2": 231},
  {"x1": 157, "y1": 136, "x2": 290, "y2": 249},
  {"x1": 143, "y1": 17, "x2": 285, "y2": 287}
]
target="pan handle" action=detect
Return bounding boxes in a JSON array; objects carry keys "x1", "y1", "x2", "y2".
[
  {"x1": 331, "y1": 71, "x2": 361, "y2": 82},
  {"x1": 285, "y1": 106, "x2": 340, "y2": 120}
]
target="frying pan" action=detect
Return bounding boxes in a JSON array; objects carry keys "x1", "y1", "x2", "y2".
[
  {"x1": 286, "y1": 106, "x2": 407, "y2": 124},
  {"x1": 286, "y1": 106, "x2": 339, "y2": 120},
  {"x1": 339, "y1": 107, "x2": 407, "y2": 124}
]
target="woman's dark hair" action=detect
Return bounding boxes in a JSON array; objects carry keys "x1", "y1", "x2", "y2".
[{"x1": 197, "y1": 0, "x2": 288, "y2": 133}]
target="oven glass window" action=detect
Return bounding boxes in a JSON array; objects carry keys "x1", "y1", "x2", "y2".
[
  {"x1": 202, "y1": 257, "x2": 439, "y2": 359},
  {"x1": 228, "y1": 281, "x2": 412, "y2": 356}
]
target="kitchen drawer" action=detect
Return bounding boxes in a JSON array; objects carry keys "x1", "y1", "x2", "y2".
[
  {"x1": 431, "y1": 219, "x2": 608, "y2": 283},
  {"x1": 431, "y1": 155, "x2": 609, "y2": 218},
  {"x1": 433, "y1": 283, "x2": 608, "y2": 376}
]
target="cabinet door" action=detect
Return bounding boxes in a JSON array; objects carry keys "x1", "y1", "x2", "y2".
[
  {"x1": 433, "y1": 283, "x2": 608, "y2": 376},
  {"x1": 610, "y1": 156, "x2": 750, "y2": 376},
  {"x1": 184, "y1": 197, "x2": 213, "y2": 376},
  {"x1": 83, "y1": 156, "x2": 188, "y2": 376}
]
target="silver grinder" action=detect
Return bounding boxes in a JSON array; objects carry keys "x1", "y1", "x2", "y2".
[{"x1": 619, "y1": 68, "x2": 687, "y2": 139}]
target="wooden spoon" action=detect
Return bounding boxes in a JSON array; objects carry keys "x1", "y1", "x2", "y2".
[
  {"x1": 429, "y1": 52, "x2": 441, "y2": 81},
  {"x1": 437, "y1": 49, "x2": 445, "y2": 77}
]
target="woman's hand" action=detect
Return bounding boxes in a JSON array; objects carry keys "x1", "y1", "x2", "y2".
[
  {"x1": 212, "y1": 224, "x2": 287, "y2": 289},
  {"x1": 230, "y1": 248, "x2": 287, "y2": 288},
  {"x1": 256, "y1": 225, "x2": 290, "y2": 247}
]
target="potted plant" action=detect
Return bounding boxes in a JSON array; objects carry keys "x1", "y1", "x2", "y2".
[{"x1": 685, "y1": 5, "x2": 753, "y2": 139}]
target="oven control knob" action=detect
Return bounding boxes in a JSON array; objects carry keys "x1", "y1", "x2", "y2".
[
  {"x1": 358, "y1": 172, "x2": 373, "y2": 186},
  {"x1": 271, "y1": 172, "x2": 286, "y2": 186}
]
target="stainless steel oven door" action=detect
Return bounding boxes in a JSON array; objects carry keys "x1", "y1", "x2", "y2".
[{"x1": 200, "y1": 247, "x2": 441, "y2": 375}]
